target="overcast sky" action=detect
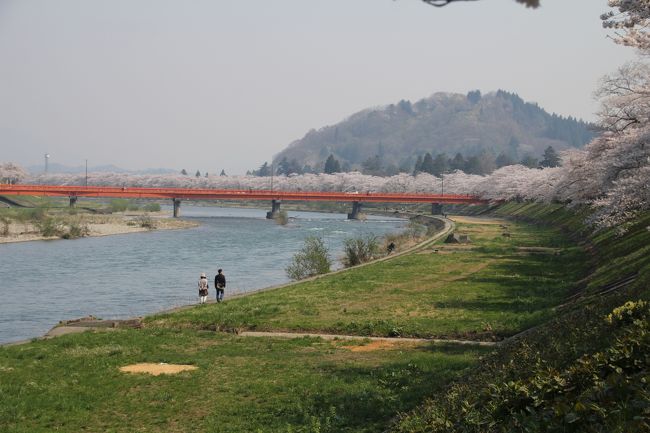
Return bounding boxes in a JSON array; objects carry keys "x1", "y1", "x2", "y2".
[{"x1": 0, "y1": 0, "x2": 637, "y2": 174}]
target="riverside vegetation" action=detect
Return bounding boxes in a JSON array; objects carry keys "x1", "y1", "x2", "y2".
[
  {"x1": 0, "y1": 203, "x2": 648, "y2": 432},
  {"x1": 0, "y1": 196, "x2": 185, "y2": 242}
]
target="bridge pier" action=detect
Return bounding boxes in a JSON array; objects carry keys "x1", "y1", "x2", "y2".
[
  {"x1": 431, "y1": 203, "x2": 443, "y2": 215},
  {"x1": 266, "y1": 199, "x2": 281, "y2": 219},
  {"x1": 172, "y1": 198, "x2": 181, "y2": 218},
  {"x1": 69, "y1": 196, "x2": 77, "y2": 208},
  {"x1": 348, "y1": 201, "x2": 362, "y2": 220}
]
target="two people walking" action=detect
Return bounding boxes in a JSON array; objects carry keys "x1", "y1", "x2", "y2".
[{"x1": 197, "y1": 269, "x2": 226, "y2": 304}]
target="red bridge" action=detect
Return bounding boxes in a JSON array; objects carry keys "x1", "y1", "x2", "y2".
[{"x1": 0, "y1": 184, "x2": 489, "y2": 219}]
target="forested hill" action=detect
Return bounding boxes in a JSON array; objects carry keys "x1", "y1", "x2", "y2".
[{"x1": 271, "y1": 90, "x2": 595, "y2": 175}]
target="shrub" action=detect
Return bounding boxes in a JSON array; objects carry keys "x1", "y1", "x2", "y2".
[
  {"x1": 276, "y1": 210, "x2": 289, "y2": 226},
  {"x1": 0, "y1": 216, "x2": 9, "y2": 236},
  {"x1": 127, "y1": 203, "x2": 140, "y2": 211},
  {"x1": 342, "y1": 235, "x2": 380, "y2": 267},
  {"x1": 62, "y1": 222, "x2": 90, "y2": 239},
  {"x1": 143, "y1": 203, "x2": 161, "y2": 212},
  {"x1": 109, "y1": 199, "x2": 129, "y2": 212},
  {"x1": 135, "y1": 215, "x2": 157, "y2": 229},
  {"x1": 38, "y1": 217, "x2": 64, "y2": 237},
  {"x1": 286, "y1": 236, "x2": 331, "y2": 280}
]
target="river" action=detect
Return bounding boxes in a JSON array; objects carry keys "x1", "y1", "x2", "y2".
[{"x1": 0, "y1": 206, "x2": 407, "y2": 344}]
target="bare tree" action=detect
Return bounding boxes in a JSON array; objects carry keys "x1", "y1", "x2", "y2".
[{"x1": 421, "y1": 0, "x2": 539, "y2": 8}]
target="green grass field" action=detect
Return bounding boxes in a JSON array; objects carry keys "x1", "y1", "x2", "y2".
[
  {"x1": 0, "y1": 210, "x2": 605, "y2": 433},
  {"x1": 0, "y1": 329, "x2": 486, "y2": 433},
  {"x1": 148, "y1": 216, "x2": 588, "y2": 340}
]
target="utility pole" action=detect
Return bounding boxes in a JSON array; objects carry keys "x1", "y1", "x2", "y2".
[
  {"x1": 441, "y1": 172, "x2": 444, "y2": 196},
  {"x1": 271, "y1": 161, "x2": 274, "y2": 191},
  {"x1": 85, "y1": 159, "x2": 88, "y2": 186}
]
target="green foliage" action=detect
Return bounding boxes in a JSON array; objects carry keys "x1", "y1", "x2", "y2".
[
  {"x1": 540, "y1": 145, "x2": 561, "y2": 167},
  {"x1": 37, "y1": 217, "x2": 64, "y2": 237},
  {"x1": 286, "y1": 236, "x2": 332, "y2": 280},
  {"x1": 142, "y1": 202, "x2": 161, "y2": 212},
  {"x1": 323, "y1": 154, "x2": 341, "y2": 174},
  {"x1": 109, "y1": 199, "x2": 129, "y2": 212},
  {"x1": 276, "y1": 209, "x2": 289, "y2": 226},
  {"x1": 342, "y1": 235, "x2": 380, "y2": 267}
]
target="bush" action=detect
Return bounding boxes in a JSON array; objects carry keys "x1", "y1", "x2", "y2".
[
  {"x1": 38, "y1": 217, "x2": 64, "y2": 237},
  {"x1": 62, "y1": 222, "x2": 90, "y2": 239},
  {"x1": 109, "y1": 199, "x2": 129, "y2": 212},
  {"x1": 276, "y1": 210, "x2": 289, "y2": 226},
  {"x1": 286, "y1": 236, "x2": 332, "y2": 280},
  {"x1": 143, "y1": 203, "x2": 161, "y2": 212},
  {"x1": 0, "y1": 216, "x2": 9, "y2": 236},
  {"x1": 342, "y1": 235, "x2": 380, "y2": 267},
  {"x1": 135, "y1": 215, "x2": 157, "y2": 229},
  {"x1": 127, "y1": 203, "x2": 140, "y2": 211}
]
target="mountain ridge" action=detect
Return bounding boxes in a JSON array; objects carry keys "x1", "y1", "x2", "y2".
[{"x1": 270, "y1": 90, "x2": 595, "y2": 175}]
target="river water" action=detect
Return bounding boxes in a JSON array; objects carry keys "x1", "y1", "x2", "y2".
[{"x1": 0, "y1": 206, "x2": 406, "y2": 344}]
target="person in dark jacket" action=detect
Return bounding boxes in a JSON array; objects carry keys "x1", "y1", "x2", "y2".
[{"x1": 215, "y1": 269, "x2": 226, "y2": 303}]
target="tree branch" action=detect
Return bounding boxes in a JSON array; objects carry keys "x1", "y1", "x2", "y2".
[{"x1": 421, "y1": 0, "x2": 539, "y2": 7}]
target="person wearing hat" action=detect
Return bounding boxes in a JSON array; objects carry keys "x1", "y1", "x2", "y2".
[{"x1": 198, "y1": 272, "x2": 209, "y2": 304}]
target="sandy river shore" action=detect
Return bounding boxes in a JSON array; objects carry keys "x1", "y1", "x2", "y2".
[{"x1": 0, "y1": 213, "x2": 198, "y2": 244}]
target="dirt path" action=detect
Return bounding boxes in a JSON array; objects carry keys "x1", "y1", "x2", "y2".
[{"x1": 238, "y1": 331, "x2": 498, "y2": 347}]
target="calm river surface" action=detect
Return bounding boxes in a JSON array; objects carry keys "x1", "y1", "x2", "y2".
[{"x1": 0, "y1": 206, "x2": 406, "y2": 344}]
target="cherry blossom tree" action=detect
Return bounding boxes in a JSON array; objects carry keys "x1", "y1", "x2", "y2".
[{"x1": 0, "y1": 162, "x2": 27, "y2": 184}]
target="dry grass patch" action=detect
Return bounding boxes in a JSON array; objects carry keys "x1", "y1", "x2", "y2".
[
  {"x1": 341, "y1": 339, "x2": 423, "y2": 352},
  {"x1": 119, "y1": 363, "x2": 198, "y2": 376}
]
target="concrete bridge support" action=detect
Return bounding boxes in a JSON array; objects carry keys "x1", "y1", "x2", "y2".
[
  {"x1": 431, "y1": 203, "x2": 443, "y2": 215},
  {"x1": 348, "y1": 201, "x2": 362, "y2": 220},
  {"x1": 69, "y1": 196, "x2": 77, "y2": 208},
  {"x1": 172, "y1": 198, "x2": 181, "y2": 218},
  {"x1": 266, "y1": 199, "x2": 281, "y2": 219}
]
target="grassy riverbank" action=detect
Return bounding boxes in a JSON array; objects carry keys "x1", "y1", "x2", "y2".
[
  {"x1": 3, "y1": 206, "x2": 640, "y2": 432},
  {"x1": 148, "y1": 215, "x2": 587, "y2": 340},
  {"x1": 0, "y1": 197, "x2": 196, "y2": 243},
  {"x1": 390, "y1": 204, "x2": 650, "y2": 433}
]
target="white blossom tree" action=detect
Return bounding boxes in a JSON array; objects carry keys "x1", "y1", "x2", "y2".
[{"x1": 0, "y1": 162, "x2": 28, "y2": 184}]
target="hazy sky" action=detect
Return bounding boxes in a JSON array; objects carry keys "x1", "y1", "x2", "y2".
[{"x1": 0, "y1": 0, "x2": 637, "y2": 174}]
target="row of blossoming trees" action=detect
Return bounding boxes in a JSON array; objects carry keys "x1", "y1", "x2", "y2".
[{"x1": 3, "y1": 1, "x2": 649, "y2": 230}]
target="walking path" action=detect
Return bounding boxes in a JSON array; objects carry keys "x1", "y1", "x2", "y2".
[{"x1": 239, "y1": 331, "x2": 498, "y2": 347}]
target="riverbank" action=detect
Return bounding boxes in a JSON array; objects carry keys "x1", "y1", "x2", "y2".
[
  {"x1": 1, "y1": 205, "x2": 647, "y2": 432},
  {"x1": 0, "y1": 212, "x2": 198, "y2": 244},
  {"x1": 0, "y1": 210, "x2": 595, "y2": 433}
]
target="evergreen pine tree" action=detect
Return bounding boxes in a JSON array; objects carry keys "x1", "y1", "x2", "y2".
[
  {"x1": 413, "y1": 155, "x2": 423, "y2": 175},
  {"x1": 540, "y1": 146, "x2": 561, "y2": 167},
  {"x1": 323, "y1": 154, "x2": 341, "y2": 174},
  {"x1": 420, "y1": 152, "x2": 435, "y2": 174}
]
